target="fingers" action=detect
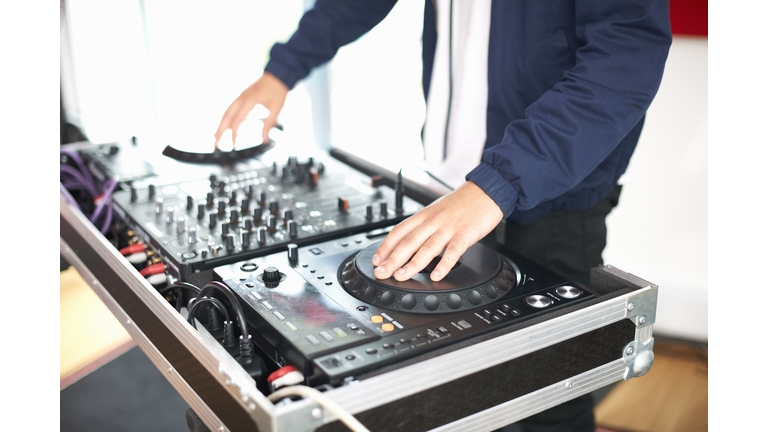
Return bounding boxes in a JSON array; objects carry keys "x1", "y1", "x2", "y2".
[
  {"x1": 373, "y1": 220, "x2": 438, "y2": 280},
  {"x1": 371, "y1": 181, "x2": 505, "y2": 282}
]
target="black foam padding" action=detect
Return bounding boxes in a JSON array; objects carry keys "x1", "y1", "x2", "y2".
[
  {"x1": 588, "y1": 267, "x2": 644, "y2": 296},
  {"x1": 317, "y1": 319, "x2": 636, "y2": 432},
  {"x1": 162, "y1": 141, "x2": 274, "y2": 164}
]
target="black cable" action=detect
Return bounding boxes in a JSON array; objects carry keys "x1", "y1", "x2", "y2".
[
  {"x1": 159, "y1": 282, "x2": 201, "y2": 312},
  {"x1": 187, "y1": 297, "x2": 231, "y2": 330},
  {"x1": 192, "y1": 281, "x2": 249, "y2": 338}
]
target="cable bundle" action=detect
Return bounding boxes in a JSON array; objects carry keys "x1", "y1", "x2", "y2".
[{"x1": 59, "y1": 148, "x2": 118, "y2": 234}]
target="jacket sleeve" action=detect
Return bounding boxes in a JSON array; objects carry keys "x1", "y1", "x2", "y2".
[
  {"x1": 466, "y1": 0, "x2": 672, "y2": 218},
  {"x1": 264, "y1": 0, "x2": 398, "y2": 90}
]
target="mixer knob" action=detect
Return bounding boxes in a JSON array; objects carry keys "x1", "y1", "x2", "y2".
[
  {"x1": 241, "y1": 198, "x2": 250, "y2": 213},
  {"x1": 257, "y1": 227, "x2": 267, "y2": 245},
  {"x1": 365, "y1": 205, "x2": 374, "y2": 220},
  {"x1": 176, "y1": 216, "x2": 186, "y2": 234},
  {"x1": 272, "y1": 161, "x2": 278, "y2": 175},
  {"x1": 209, "y1": 212, "x2": 217, "y2": 229},
  {"x1": 243, "y1": 218, "x2": 253, "y2": 231},
  {"x1": 154, "y1": 197, "x2": 164, "y2": 215},
  {"x1": 288, "y1": 220, "x2": 298, "y2": 238},
  {"x1": 253, "y1": 207, "x2": 264, "y2": 223},
  {"x1": 186, "y1": 195, "x2": 194, "y2": 210},
  {"x1": 229, "y1": 190, "x2": 238, "y2": 205},
  {"x1": 308, "y1": 167, "x2": 319, "y2": 186},
  {"x1": 247, "y1": 184, "x2": 257, "y2": 197},
  {"x1": 230, "y1": 209, "x2": 240, "y2": 223},
  {"x1": 209, "y1": 173, "x2": 217, "y2": 186},
  {"x1": 221, "y1": 221, "x2": 230, "y2": 237},
  {"x1": 338, "y1": 198, "x2": 349, "y2": 212},
  {"x1": 317, "y1": 162, "x2": 325, "y2": 174},
  {"x1": 269, "y1": 201, "x2": 280, "y2": 215},
  {"x1": 262, "y1": 266, "x2": 281, "y2": 284},
  {"x1": 165, "y1": 207, "x2": 175, "y2": 224},
  {"x1": 148, "y1": 184, "x2": 156, "y2": 199},
  {"x1": 224, "y1": 233, "x2": 235, "y2": 251},
  {"x1": 267, "y1": 215, "x2": 278, "y2": 231},
  {"x1": 197, "y1": 203, "x2": 206, "y2": 219},
  {"x1": 206, "y1": 192, "x2": 215, "y2": 207},
  {"x1": 130, "y1": 186, "x2": 138, "y2": 203},
  {"x1": 288, "y1": 156, "x2": 298, "y2": 170},
  {"x1": 258, "y1": 191, "x2": 267, "y2": 205},
  {"x1": 284, "y1": 209, "x2": 293, "y2": 223},
  {"x1": 187, "y1": 226, "x2": 198, "y2": 244},
  {"x1": 287, "y1": 244, "x2": 298, "y2": 263},
  {"x1": 241, "y1": 231, "x2": 250, "y2": 248},
  {"x1": 380, "y1": 202, "x2": 388, "y2": 217},
  {"x1": 218, "y1": 200, "x2": 227, "y2": 214}
]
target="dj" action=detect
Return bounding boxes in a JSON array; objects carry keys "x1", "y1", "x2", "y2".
[{"x1": 214, "y1": 1, "x2": 671, "y2": 431}]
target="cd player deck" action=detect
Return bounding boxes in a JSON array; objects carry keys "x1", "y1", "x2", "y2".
[{"x1": 214, "y1": 231, "x2": 596, "y2": 386}]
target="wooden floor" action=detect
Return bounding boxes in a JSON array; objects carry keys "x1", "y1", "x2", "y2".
[{"x1": 60, "y1": 267, "x2": 708, "y2": 431}]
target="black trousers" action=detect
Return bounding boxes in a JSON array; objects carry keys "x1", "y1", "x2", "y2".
[{"x1": 495, "y1": 186, "x2": 622, "y2": 432}]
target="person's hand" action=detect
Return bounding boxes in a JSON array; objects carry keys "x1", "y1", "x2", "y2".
[
  {"x1": 213, "y1": 72, "x2": 289, "y2": 149},
  {"x1": 372, "y1": 181, "x2": 504, "y2": 282}
]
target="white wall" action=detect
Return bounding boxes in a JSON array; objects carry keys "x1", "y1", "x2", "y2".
[
  {"x1": 604, "y1": 36, "x2": 709, "y2": 342},
  {"x1": 62, "y1": 2, "x2": 709, "y2": 342}
]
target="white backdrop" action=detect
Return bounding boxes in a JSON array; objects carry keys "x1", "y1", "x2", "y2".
[{"x1": 62, "y1": 1, "x2": 708, "y2": 342}]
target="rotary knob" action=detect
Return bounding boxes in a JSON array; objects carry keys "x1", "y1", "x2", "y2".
[
  {"x1": 262, "y1": 266, "x2": 281, "y2": 286},
  {"x1": 269, "y1": 200, "x2": 280, "y2": 215},
  {"x1": 197, "y1": 203, "x2": 206, "y2": 219},
  {"x1": 287, "y1": 220, "x2": 298, "y2": 238},
  {"x1": 287, "y1": 244, "x2": 298, "y2": 263},
  {"x1": 165, "y1": 207, "x2": 175, "y2": 224}
]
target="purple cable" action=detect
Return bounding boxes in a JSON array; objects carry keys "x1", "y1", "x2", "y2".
[
  {"x1": 91, "y1": 177, "x2": 118, "y2": 225},
  {"x1": 60, "y1": 164, "x2": 98, "y2": 197},
  {"x1": 60, "y1": 148, "x2": 97, "y2": 193}
]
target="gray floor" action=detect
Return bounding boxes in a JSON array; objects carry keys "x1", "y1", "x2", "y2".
[{"x1": 60, "y1": 346, "x2": 191, "y2": 432}]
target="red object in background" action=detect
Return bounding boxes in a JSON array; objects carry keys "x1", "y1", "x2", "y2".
[{"x1": 670, "y1": 0, "x2": 708, "y2": 36}]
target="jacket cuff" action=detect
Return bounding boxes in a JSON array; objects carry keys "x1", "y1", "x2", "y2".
[
  {"x1": 465, "y1": 163, "x2": 519, "y2": 219},
  {"x1": 264, "y1": 58, "x2": 303, "y2": 90}
]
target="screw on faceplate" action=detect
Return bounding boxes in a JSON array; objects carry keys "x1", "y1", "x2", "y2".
[
  {"x1": 626, "y1": 346, "x2": 635, "y2": 355},
  {"x1": 311, "y1": 408, "x2": 323, "y2": 420},
  {"x1": 639, "y1": 316, "x2": 647, "y2": 325},
  {"x1": 627, "y1": 302, "x2": 635, "y2": 311},
  {"x1": 565, "y1": 381, "x2": 572, "y2": 389}
]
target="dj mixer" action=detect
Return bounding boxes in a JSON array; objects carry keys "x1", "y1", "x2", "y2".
[{"x1": 60, "y1": 139, "x2": 659, "y2": 432}]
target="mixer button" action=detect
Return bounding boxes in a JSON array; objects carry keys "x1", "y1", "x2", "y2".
[
  {"x1": 382, "y1": 343, "x2": 395, "y2": 349},
  {"x1": 370, "y1": 316, "x2": 384, "y2": 324},
  {"x1": 381, "y1": 323, "x2": 395, "y2": 332},
  {"x1": 525, "y1": 295, "x2": 553, "y2": 308},
  {"x1": 424, "y1": 295, "x2": 440, "y2": 311},
  {"x1": 306, "y1": 335, "x2": 321, "y2": 346},
  {"x1": 319, "y1": 331, "x2": 334, "y2": 342},
  {"x1": 555, "y1": 285, "x2": 582, "y2": 299},
  {"x1": 366, "y1": 348, "x2": 378, "y2": 355},
  {"x1": 467, "y1": 290, "x2": 483, "y2": 305},
  {"x1": 401, "y1": 294, "x2": 417, "y2": 310},
  {"x1": 380, "y1": 290, "x2": 395, "y2": 306},
  {"x1": 399, "y1": 338, "x2": 411, "y2": 344},
  {"x1": 447, "y1": 294, "x2": 462, "y2": 310},
  {"x1": 345, "y1": 355, "x2": 356, "y2": 361},
  {"x1": 332, "y1": 327, "x2": 348, "y2": 338},
  {"x1": 284, "y1": 322, "x2": 298, "y2": 332}
]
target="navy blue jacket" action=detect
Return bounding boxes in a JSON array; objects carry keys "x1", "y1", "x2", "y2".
[{"x1": 265, "y1": 0, "x2": 672, "y2": 225}]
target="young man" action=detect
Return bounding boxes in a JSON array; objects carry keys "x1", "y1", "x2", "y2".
[{"x1": 215, "y1": 1, "x2": 672, "y2": 430}]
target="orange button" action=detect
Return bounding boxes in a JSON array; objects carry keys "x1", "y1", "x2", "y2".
[
  {"x1": 370, "y1": 315, "x2": 384, "y2": 324},
  {"x1": 381, "y1": 323, "x2": 395, "y2": 332}
]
